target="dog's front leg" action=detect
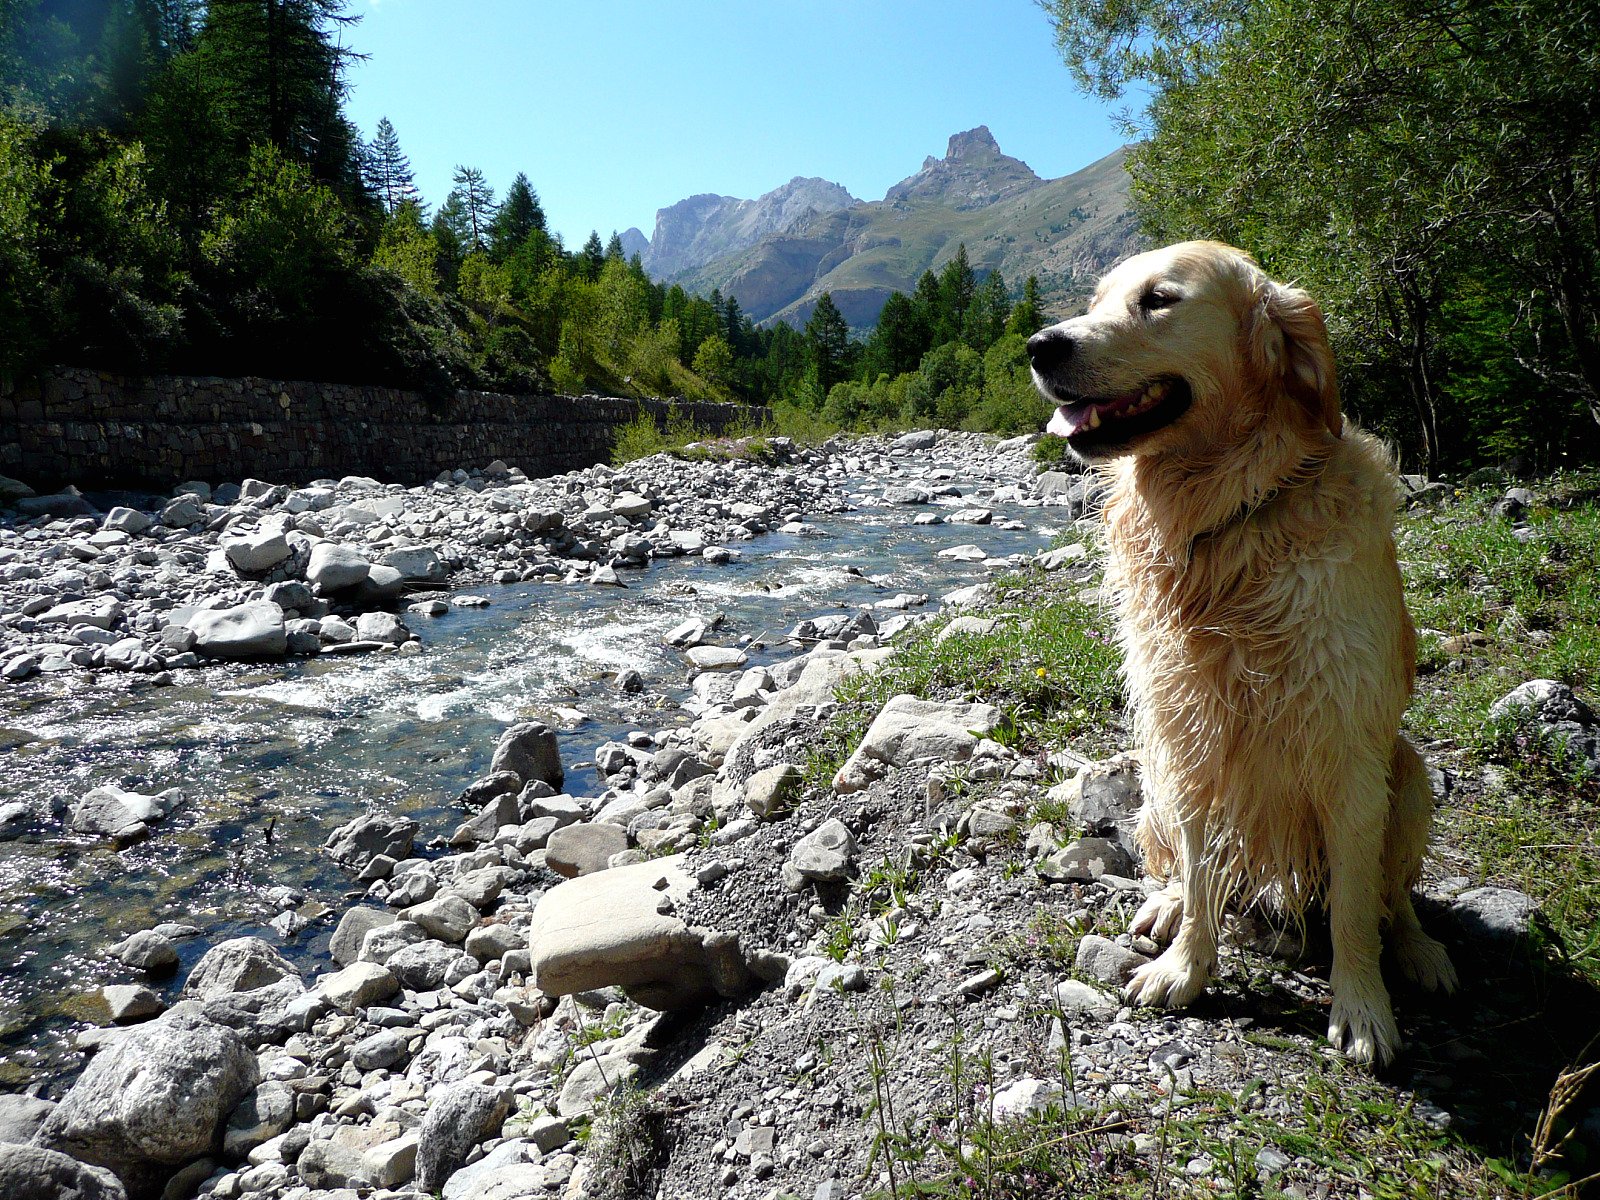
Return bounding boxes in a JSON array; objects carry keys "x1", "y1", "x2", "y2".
[
  {"x1": 1124, "y1": 819, "x2": 1217, "y2": 1008},
  {"x1": 1325, "y1": 781, "x2": 1402, "y2": 1067}
]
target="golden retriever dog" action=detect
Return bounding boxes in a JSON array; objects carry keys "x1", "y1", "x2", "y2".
[{"x1": 1028, "y1": 241, "x2": 1456, "y2": 1066}]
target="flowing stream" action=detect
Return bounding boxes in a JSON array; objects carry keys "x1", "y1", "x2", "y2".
[{"x1": 0, "y1": 474, "x2": 1064, "y2": 1091}]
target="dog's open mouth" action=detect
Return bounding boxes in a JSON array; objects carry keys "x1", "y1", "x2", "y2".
[{"x1": 1045, "y1": 376, "x2": 1193, "y2": 448}]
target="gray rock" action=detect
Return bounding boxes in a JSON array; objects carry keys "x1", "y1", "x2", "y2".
[
  {"x1": 354, "y1": 611, "x2": 408, "y2": 646},
  {"x1": 101, "y1": 507, "x2": 151, "y2": 535},
  {"x1": 71, "y1": 786, "x2": 183, "y2": 839},
  {"x1": 685, "y1": 645, "x2": 748, "y2": 672},
  {"x1": 1074, "y1": 935, "x2": 1151, "y2": 987},
  {"x1": 744, "y1": 763, "x2": 802, "y2": 820},
  {"x1": 328, "y1": 908, "x2": 395, "y2": 966},
  {"x1": 832, "y1": 694, "x2": 1003, "y2": 794},
  {"x1": 1451, "y1": 886, "x2": 1539, "y2": 944},
  {"x1": 305, "y1": 543, "x2": 370, "y2": 592},
  {"x1": 316, "y1": 961, "x2": 398, "y2": 1012},
  {"x1": 35, "y1": 1007, "x2": 258, "y2": 1192},
  {"x1": 0, "y1": 1143, "x2": 128, "y2": 1200},
  {"x1": 101, "y1": 985, "x2": 162, "y2": 1025},
  {"x1": 528, "y1": 854, "x2": 751, "y2": 1009},
  {"x1": 182, "y1": 938, "x2": 297, "y2": 1000},
  {"x1": 359, "y1": 920, "x2": 427, "y2": 965},
  {"x1": 786, "y1": 818, "x2": 858, "y2": 885},
  {"x1": 221, "y1": 530, "x2": 290, "y2": 575},
  {"x1": 221, "y1": 1081, "x2": 294, "y2": 1158},
  {"x1": 385, "y1": 940, "x2": 465, "y2": 990},
  {"x1": 186, "y1": 602, "x2": 287, "y2": 660},
  {"x1": 350, "y1": 1029, "x2": 411, "y2": 1071},
  {"x1": 464, "y1": 923, "x2": 522, "y2": 962},
  {"x1": 544, "y1": 822, "x2": 629, "y2": 878},
  {"x1": 1054, "y1": 978, "x2": 1117, "y2": 1014},
  {"x1": 1489, "y1": 679, "x2": 1596, "y2": 726},
  {"x1": 325, "y1": 813, "x2": 418, "y2": 870},
  {"x1": 1037, "y1": 837, "x2": 1136, "y2": 883},
  {"x1": 402, "y1": 894, "x2": 478, "y2": 943},
  {"x1": 160, "y1": 496, "x2": 202, "y2": 527},
  {"x1": 106, "y1": 930, "x2": 179, "y2": 974},
  {"x1": 0, "y1": 1093, "x2": 56, "y2": 1145},
  {"x1": 489, "y1": 722, "x2": 564, "y2": 788},
  {"x1": 414, "y1": 1081, "x2": 511, "y2": 1193},
  {"x1": 382, "y1": 544, "x2": 446, "y2": 582},
  {"x1": 892, "y1": 429, "x2": 938, "y2": 451}
]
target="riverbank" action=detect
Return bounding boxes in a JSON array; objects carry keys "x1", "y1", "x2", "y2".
[{"x1": 1, "y1": 440, "x2": 1595, "y2": 1200}]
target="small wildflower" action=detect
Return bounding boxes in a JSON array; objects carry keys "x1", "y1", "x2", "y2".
[{"x1": 1036, "y1": 666, "x2": 1048, "y2": 678}]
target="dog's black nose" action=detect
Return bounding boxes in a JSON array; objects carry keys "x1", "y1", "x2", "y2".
[{"x1": 1027, "y1": 328, "x2": 1075, "y2": 373}]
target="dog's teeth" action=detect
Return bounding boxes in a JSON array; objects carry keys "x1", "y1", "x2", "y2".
[
  {"x1": 1085, "y1": 408, "x2": 1102, "y2": 430},
  {"x1": 1147, "y1": 381, "x2": 1168, "y2": 400}
]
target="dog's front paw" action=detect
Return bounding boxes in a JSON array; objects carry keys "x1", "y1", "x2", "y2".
[
  {"x1": 1124, "y1": 948, "x2": 1210, "y2": 1009},
  {"x1": 1393, "y1": 930, "x2": 1459, "y2": 994},
  {"x1": 1328, "y1": 995, "x2": 1401, "y2": 1068},
  {"x1": 1131, "y1": 883, "x2": 1184, "y2": 944}
]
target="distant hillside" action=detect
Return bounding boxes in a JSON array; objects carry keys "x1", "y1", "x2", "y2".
[
  {"x1": 651, "y1": 128, "x2": 1142, "y2": 328},
  {"x1": 641, "y1": 176, "x2": 858, "y2": 279}
]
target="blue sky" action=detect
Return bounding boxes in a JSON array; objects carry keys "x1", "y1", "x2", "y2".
[{"x1": 341, "y1": 0, "x2": 1138, "y2": 248}]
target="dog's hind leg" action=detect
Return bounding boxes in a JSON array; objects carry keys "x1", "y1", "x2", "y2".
[
  {"x1": 1125, "y1": 818, "x2": 1219, "y2": 1008},
  {"x1": 1325, "y1": 755, "x2": 1402, "y2": 1067},
  {"x1": 1384, "y1": 737, "x2": 1458, "y2": 993}
]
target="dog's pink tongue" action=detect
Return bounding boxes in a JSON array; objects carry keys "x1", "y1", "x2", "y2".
[{"x1": 1047, "y1": 406, "x2": 1079, "y2": 438}]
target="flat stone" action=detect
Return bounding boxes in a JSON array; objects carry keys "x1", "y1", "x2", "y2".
[
  {"x1": 1074, "y1": 934, "x2": 1151, "y2": 987},
  {"x1": 402, "y1": 894, "x2": 479, "y2": 943},
  {"x1": 786, "y1": 818, "x2": 857, "y2": 884},
  {"x1": 306, "y1": 543, "x2": 371, "y2": 592},
  {"x1": 833, "y1": 694, "x2": 1003, "y2": 794},
  {"x1": 316, "y1": 961, "x2": 398, "y2": 1012},
  {"x1": 328, "y1": 908, "x2": 395, "y2": 966},
  {"x1": 528, "y1": 855, "x2": 751, "y2": 1009},
  {"x1": 101, "y1": 985, "x2": 162, "y2": 1025},
  {"x1": 186, "y1": 601, "x2": 287, "y2": 659},
  {"x1": 544, "y1": 823, "x2": 629, "y2": 878}
]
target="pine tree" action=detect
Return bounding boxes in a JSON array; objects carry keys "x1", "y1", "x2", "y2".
[
  {"x1": 577, "y1": 231, "x2": 605, "y2": 280},
  {"x1": 488, "y1": 172, "x2": 545, "y2": 261},
  {"x1": 935, "y1": 244, "x2": 976, "y2": 345},
  {"x1": 804, "y1": 292, "x2": 851, "y2": 397},
  {"x1": 604, "y1": 231, "x2": 625, "y2": 262},
  {"x1": 447, "y1": 165, "x2": 496, "y2": 252},
  {"x1": 365, "y1": 116, "x2": 420, "y2": 215},
  {"x1": 1005, "y1": 275, "x2": 1044, "y2": 337},
  {"x1": 964, "y1": 269, "x2": 1009, "y2": 348}
]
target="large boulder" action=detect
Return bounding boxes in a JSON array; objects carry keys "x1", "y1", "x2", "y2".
[
  {"x1": 528, "y1": 855, "x2": 751, "y2": 1010},
  {"x1": 182, "y1": 938, "x2": 297, "y2": 1000},
  {"x1": 70, "y1": 786, "x2": 184, "y2": 839},
  {"x1": 381, "y1": 544, "x2": 446, "y2": 582},
  {"x1": 413, "y1": 1081, "x2": 511, "y2": 1194},
  {"x1": 221, "y1": 530, "x2": 290, "y2": 575},
  {"x1": 186, "y1": 602, "x2": 287, "y2": 660},
  {"x1": 0, "y1": 1143, "x2": 127, "y2": 1200},
  {"x1": 544, "y1": 822, "x2": 628, "y2": 878},
  {"x1": 325, "y1": 813, "x2": 418, "y2": 870},
  {"x1": 832, "y1": 695, "x2": 1003, "y2": 793},
  {"x1": 306, "y1": 543, "x2": 371, "y2": 593},
  {"x1": 33, "y1": 1006, "x2": 258, "y2": 1196},
  {"x1": 0, "y1": 1094, "x2": 56, "y2": 1145},
  {"x1": 489, "y1": 722, "x2": 564, "y2": 788}
]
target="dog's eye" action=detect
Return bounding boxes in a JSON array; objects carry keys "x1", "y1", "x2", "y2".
[{"x1": 1140, "y1": 289, "x2": 1180, "y2": 313}]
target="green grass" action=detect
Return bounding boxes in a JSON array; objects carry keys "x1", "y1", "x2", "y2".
[
  {"x1": 1399, "y1": 471, "x2": 1600, "y2": 983},
  {"x1": 804, "y1": 569, "x2": 1123, "y2": 789}
]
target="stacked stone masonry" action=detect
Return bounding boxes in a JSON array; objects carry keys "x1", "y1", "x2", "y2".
[{"x1": 0, "y1": 367, "x2": 763, "y2": 489}]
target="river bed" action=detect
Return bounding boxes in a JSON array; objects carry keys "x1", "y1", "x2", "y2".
[{"x1": 0, "y1": 463, "x2": 1067, "y2": 1091}]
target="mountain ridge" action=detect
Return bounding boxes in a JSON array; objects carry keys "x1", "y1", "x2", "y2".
[{"x1": 638, "y1": 128, "x2": 1142, "y2": 329}]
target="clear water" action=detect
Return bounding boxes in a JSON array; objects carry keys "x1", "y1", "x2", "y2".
[{"x1": 0, "y1": 479, "x2": 1062, "y2": 1091}]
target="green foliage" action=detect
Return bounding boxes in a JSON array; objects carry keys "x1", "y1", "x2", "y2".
[{"x1": 1041, "y1": 0, "x2": 1600, "y2": 474}]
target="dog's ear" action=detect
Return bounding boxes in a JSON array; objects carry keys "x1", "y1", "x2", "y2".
[{"x1": 1250, "y1": 282, "x2": 1342, "y2": 439}]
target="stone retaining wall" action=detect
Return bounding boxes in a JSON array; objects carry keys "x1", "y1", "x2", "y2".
[{"x1": 0, "y1": 367, "x2": 765, "y2": 490}]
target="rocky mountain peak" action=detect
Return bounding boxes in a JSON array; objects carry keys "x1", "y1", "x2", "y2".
[
  {"x1": 643, "y1": 177, "x2": 857, "y2": 280},
  {"x1": 885, "y1": 125, "x2": 1040, "y2": 211}
]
